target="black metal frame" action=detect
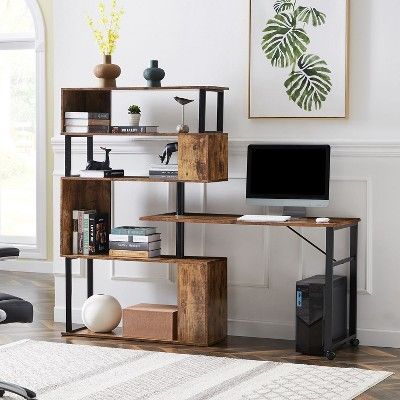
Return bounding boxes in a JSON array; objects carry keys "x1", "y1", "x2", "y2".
[
  {"x1": 288, "y1": 224, "x2": 358, "y2": 359},
  {"x1": 63, "y1": 88, "x2": 224, "y2": 333}
]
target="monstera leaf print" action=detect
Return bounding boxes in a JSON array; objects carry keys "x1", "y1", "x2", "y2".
[
  {"x1": 262, "y1": 13, "x2": 309, "y2": 68},
  {"x1": 284, "y1": 54, "x2": 332, "y2": 111},
  {"x1": 296, "y1": 7, "x2": 326, "y2": 26},
  {"x1": 273, "y1": 0, "x2": 294, "y2": 14}
]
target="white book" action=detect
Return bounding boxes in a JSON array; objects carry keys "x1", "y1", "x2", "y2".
[
  {"x1": 150, "y1": 164, "x2": 178, "y2": 171},
  {"x1": 79, "y1": 169, "x2": 124, "y2": 178},
  {"x1": 65, "y1": 112, "x2": 109, "y2": 119},
  {"x1": 109, "y1": 233, "x2": 161, "y2": 243},
  {"x1": 65, "y1": 119, "x2": 110, "y2": 126}
]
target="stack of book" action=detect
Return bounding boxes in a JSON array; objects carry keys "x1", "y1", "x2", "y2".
[
  {"x1": 111, "y1": 126, "x2": 158, "y2": 134},
  {"x1": 65, "y1": 112, "x2": 110, "y2": 133},
  {"x1": 109, "y1": 226, "x2": 161, "y2": 258},
  {"x1": 72, "y1": 210, "x2": 108, "y2": 255},
  {"x1": 149, "y1": 164, "x2": 178, "y2": 179}
]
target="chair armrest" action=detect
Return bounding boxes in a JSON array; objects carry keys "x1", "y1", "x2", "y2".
[
  {"x1": 0, "y1": 247, "x2": 19, "y2": 259},
  {"x1": 0, "y1": 309, "x2": 6, "y2": 323}
]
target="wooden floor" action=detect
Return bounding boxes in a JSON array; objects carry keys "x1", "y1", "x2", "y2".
[{"x1": 0, "y1": 270, "x2": 398, "y2": 399}]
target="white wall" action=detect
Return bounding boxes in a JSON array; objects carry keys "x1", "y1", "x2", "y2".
[{"x1": 53, "y1": 0, "x2": 400, "y2": 347}]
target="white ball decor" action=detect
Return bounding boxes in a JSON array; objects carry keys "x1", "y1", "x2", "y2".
[{"x1": 82, "y1": 294, "x2": 122, "y2": 333}]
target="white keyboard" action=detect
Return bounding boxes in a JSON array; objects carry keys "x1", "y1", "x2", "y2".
[{"x1": 238, "y1": 215, "x2": 292, "y2": 222}]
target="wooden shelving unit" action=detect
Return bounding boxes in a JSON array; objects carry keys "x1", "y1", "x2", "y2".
[{"x1": 60, "y1": 85, "x2": 229, "y2": 346}]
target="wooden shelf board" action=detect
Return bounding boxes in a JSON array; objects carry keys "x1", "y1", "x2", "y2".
[
  {"x1": 61, "y1": 132, "x2": 178, "y2": 137},
  {"x1": 61, "y1": 253, "x2": 226, "y2": 264},
  {"x1": 60, "y1": 131, "x2": 227, "y2": 137},
  {"x1": 61, "y1": 176, "x2": 228, "y2": 183},
  {"x1": 140, "y1": 212, "x2": 361, "y2": 229},
  {"x1": 62, "y1": 327, "x2": 180, "y2": 344},
  {"x1": 62, "y1": 86, "x2": 229, "y2": 92}
]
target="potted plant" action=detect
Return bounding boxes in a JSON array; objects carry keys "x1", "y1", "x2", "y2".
[
  {"x1": 128, "y1": 105, "x2": 141, "y2": 126},
  {"x1": 86, "y1": 0, "x2": 124, "y2": 88}
]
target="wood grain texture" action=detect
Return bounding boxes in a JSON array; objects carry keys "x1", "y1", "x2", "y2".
[
  {"x1": 61, "y1": 86, "x2": 229, "y2": 92},
  {"x1": 178, "y1": 133, "x2": 228, "y2": 182},
  {"x1": 0, "y1": 271, "x2": 398, "y2": 399},
  {"x1": 178, "y1": 259, "x2": 227, "y2": 346},
  {"x1": 61, "y1": 89, "x2": 111, "y2": 132},
  {"x1": 62, "y1": 176, "x2": 228, "y2": 183},
  {"x1": 60, "y1": 179, "x2": 111, "y2": 254},
  {"x1": 61, "y1": 254, "x2": 226, "y2": 264},
  {"x1": 140, "y1": 212, "x2": 361, "y2": 229}
]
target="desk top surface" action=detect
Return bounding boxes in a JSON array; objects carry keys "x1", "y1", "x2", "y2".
[{"x1": 140, "y1": 213, "x2": 360, "y2": 229}]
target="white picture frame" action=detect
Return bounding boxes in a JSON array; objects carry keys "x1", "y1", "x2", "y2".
[{"x1": 248, "y1": 0, "x2": 349, "y2": 118}]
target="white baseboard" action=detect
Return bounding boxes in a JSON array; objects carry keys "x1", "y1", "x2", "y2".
[
  {"x1": 54, "y1": 307, "x2": 400, "y2": 348},
  {"x1": 54, "y1": 307, "x2": 83, "y2": 325},
  {"x1": 0, "y1": 259, "x2": 53, "y2": 274}
]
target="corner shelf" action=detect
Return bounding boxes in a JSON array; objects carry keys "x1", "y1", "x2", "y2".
[{"x1": 61, "y1": 85, "x2": 229, "y2": 347}]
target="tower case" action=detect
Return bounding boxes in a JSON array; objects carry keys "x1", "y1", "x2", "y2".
[{"x1": 296, "y1": 275, "x2": 347, "y2": 356}]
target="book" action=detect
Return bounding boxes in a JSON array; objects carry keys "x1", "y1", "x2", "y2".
[
  {"x1": 148, "y1": 174, "x2": 178, "y2": 180},
  {"x1": 65, "y1": 119, "x2": 110, "y2": 127},
  {"x1": 109, "y1": 249, "x2": 161, "y2": 258},
  {"x1": 73, "y1": 209, "x2": 96, "y2": 254},
  {"x1": 65, "y1": 112, "x2": 110, "y2": 119},
  {"x1": 149, "y1": 170, "x2": 178, "y2": 176},
  {"x1": 109, "y1": 240, "x2": 161, "y2": 251},
  {"x1": 149, "y1": 164, "x2": 178, "y2": 171},
  {"x1": 89, "y1": 214, "x2": 109, "y2": 254},
  {"x1": 80, "y1": 169, "x2": 124, "y2": 178},
  {"x1": 110, "y1": 126, "x2": 158, "y2": 134},
  {"x1": 83, "y1": 211, "x2": 96, "y2": 255},
  {"x1": 109, "y1": 233, "x2": 161, "y2": 243},
  {"x1": 72, "y1": 210, "x2": 79, "y2": 254},
  {"x1": 65, "y1": 125, "x2": 109, "y2": 133},
  {"x1": 110, "y1": 226, "x2": 157, "y2": 235}
]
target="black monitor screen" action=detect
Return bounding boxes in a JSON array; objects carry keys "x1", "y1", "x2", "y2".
[{"x1": 246, "y1": 145, "x2": 330, "y2": 200}]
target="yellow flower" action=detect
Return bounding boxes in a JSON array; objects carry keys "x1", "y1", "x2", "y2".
[{"x1": 86, "y1": 0, "x2": 124, "y2": 55}]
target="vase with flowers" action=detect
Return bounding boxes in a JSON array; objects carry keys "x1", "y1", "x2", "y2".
[{"x1": 86, "y1": 0, "x2": 124, "y2": 88}]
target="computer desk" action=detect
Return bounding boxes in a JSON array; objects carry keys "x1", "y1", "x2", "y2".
[{"x1": 141, "y1": 213, "x2": 361, "y2": 360}]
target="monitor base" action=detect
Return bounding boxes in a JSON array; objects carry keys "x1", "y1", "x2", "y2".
[{"x1": 283, "y1": 207, "x2": 307, "y2": 218}]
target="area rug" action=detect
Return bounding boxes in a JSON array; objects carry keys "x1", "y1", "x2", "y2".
[{"x1": 0, "y1": 340, "x2": 392, "y2": 399}]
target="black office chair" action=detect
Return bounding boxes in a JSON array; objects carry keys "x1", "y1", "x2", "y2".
[{"x1": 0, "y1": 247, "x2": 36, "y2": 399}]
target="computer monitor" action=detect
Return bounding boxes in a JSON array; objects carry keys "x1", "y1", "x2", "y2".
[{"x1": 246, "y1": 144, "x2": 330, "y2": 214}]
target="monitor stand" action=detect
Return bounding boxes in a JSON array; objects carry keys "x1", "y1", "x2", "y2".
[{"x1": 283, "y1": 207, "x2": 307, "y2": 218}]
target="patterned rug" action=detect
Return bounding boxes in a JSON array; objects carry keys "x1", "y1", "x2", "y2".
[{"x1": 0, "y1": 340, "x2": 392, "y2": 399}]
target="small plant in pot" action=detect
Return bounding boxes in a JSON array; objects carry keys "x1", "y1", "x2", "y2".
[{"x1": 128, "y1": 105, "x2": 141, "y2": 126}]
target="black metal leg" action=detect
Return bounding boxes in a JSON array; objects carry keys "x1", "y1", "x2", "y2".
[
  {"x1": 87, "y1": 259, "x2": 93, "y2": 298},
  {"x1": 65, "y1": 136, "x2": 72, "y2": 177},
  {"x1": 324, "y1": 227, "x2": 334, "y2": 356},
  {"x1": 87, "y1": 136, "x2": 94, "y2": 163},
  {"x1": 176, "y1": 182, "x2": 185, "y2": 258},
  {"x1": 65, "y1": 258, "x2": 72, "y2": 332},
  {"x1": 349, "y1": 225, "x2": 358, "y2": 337},
  {"x1": 198, "y1": 89, "x2": 206, "y2": 133},
  {"x1": 217, "y1": 91, "x2": 224, "y2": 132}
]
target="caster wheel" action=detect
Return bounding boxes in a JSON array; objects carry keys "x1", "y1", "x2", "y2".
[
  {"x1": 325, "y1": 350, "x2": 336, "y2": 360},
  {"x1": 350, "y1": 338, "x2": 360, "y2": 347}
]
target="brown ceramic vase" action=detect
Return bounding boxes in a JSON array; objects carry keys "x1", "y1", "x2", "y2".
[{"x1": 94, "y1": 54, "x2": 121, "y2": 88}]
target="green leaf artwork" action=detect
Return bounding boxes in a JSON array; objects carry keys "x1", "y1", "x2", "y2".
[
  {"x1": 296, "y1": 7, "x2": 326, "y2": 27},
  {"x1": 262, "y1": 1, "x2": 332, "y2": 111}
]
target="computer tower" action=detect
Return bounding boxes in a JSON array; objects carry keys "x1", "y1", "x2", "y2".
[{"x1": 296, "y1": 275, "x2": 347, "y2": 356}]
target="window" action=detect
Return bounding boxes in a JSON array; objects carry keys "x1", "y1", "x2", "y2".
[{"x1": 0, "y1": 0, "x2": 46, "y2": 259}]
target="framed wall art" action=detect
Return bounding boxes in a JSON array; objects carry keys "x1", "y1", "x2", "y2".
[{"x1": 248, "y1": 0, "x2": 349, "y2": 118}]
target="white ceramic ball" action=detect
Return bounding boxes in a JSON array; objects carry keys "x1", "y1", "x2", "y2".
[
  {"x1": 82, "y1": 294, "x2": 122, "y2": 333},
  {"x1": 0, "y1": 309, "x2": 7, "y2": 323}
]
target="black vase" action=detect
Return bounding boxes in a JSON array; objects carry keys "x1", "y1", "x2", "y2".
[{"x1": 143, "y1": 60, "x2": 165, "y2": 87}]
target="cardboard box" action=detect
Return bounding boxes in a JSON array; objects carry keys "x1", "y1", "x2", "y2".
[{"x1": 123, "y1": 303, "x2": 178, "y2": 341}]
